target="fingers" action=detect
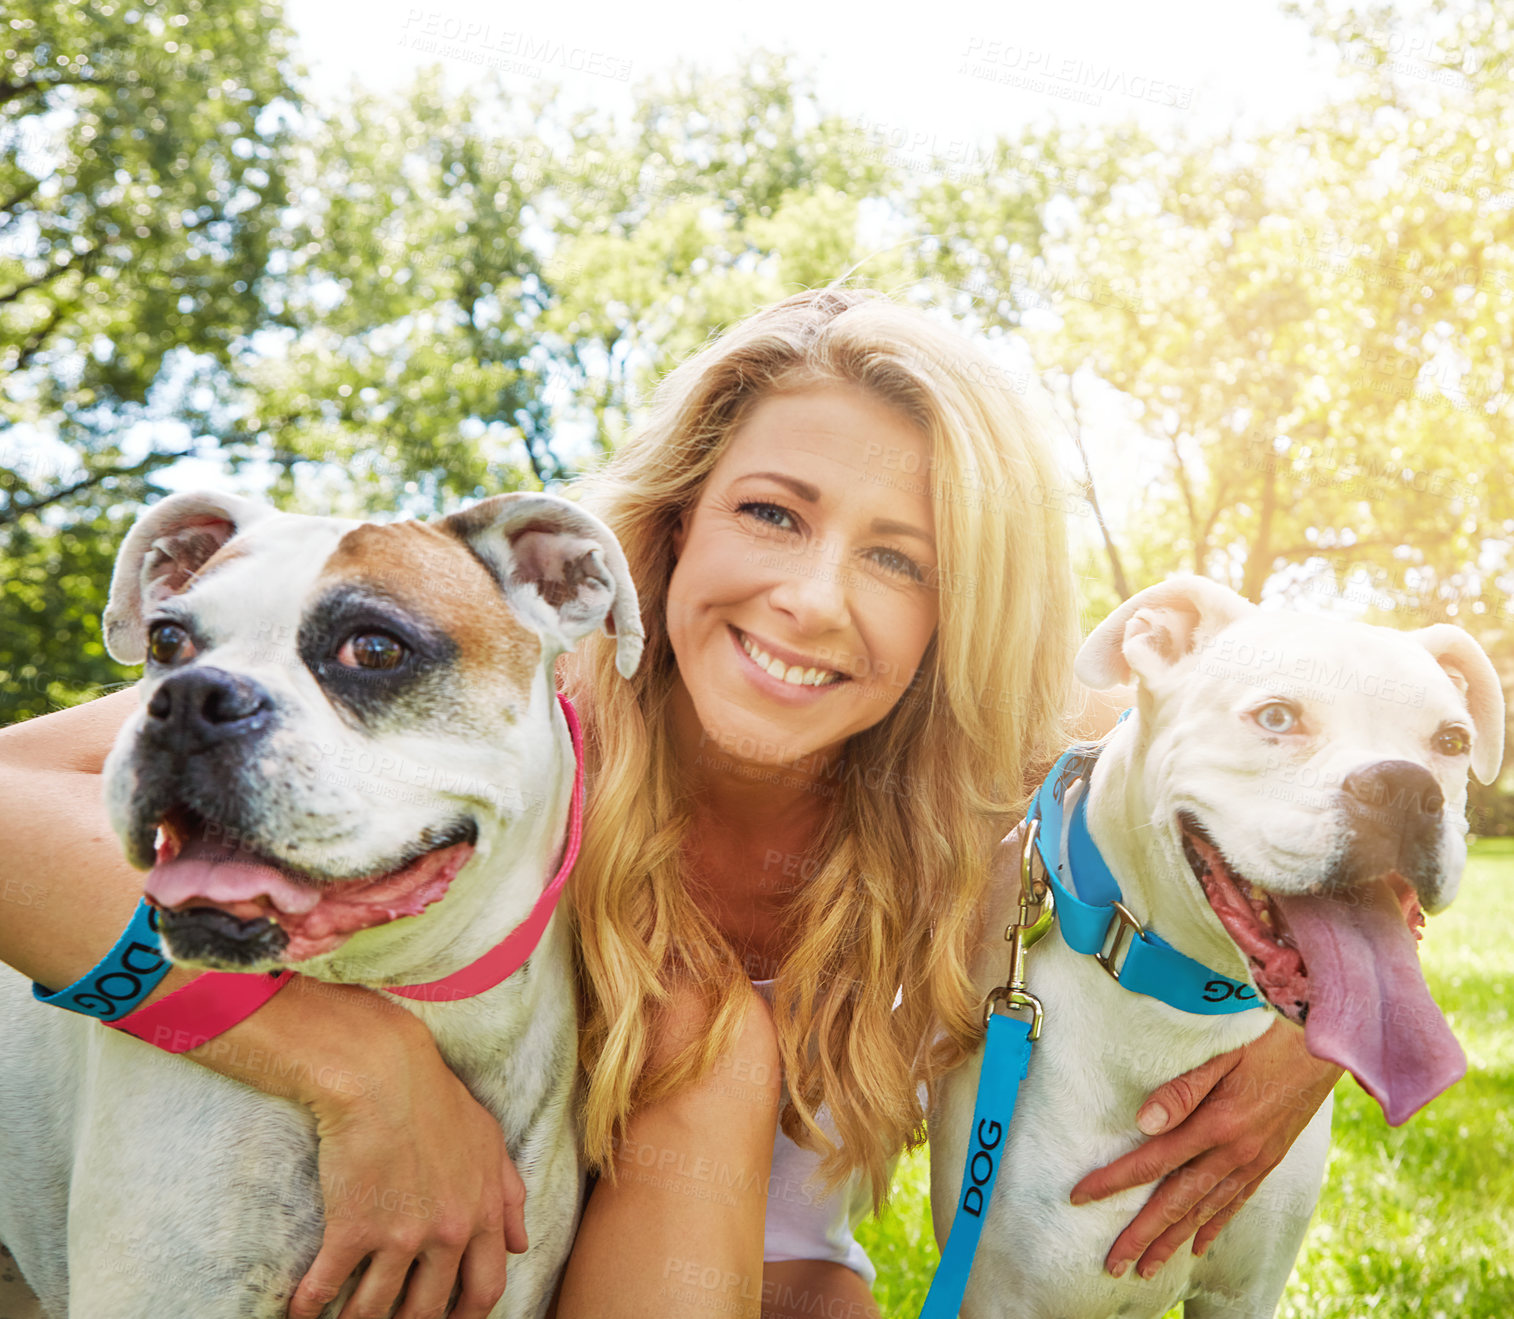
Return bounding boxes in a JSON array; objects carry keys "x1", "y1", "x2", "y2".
[
  {"x1": 1130, "y1": 1165, "x2": 1254, "y2": 1277},
  {"x1": 499, "y1": 1154, "x2": 529, "y2": 1256},
  {"x1": 1069, "y1": 1125, "x2": 1211, "y2": 1204},
  {"x1": 450, "y1": 1234, "x2": 512, "y2": 1319},
  {"x1": 290, "y1": 1235, "x2": 368, "y2": 1319},
  {"x1": 1101, "y1": 1154, "x2": 1273, "y2": 1279},
  {"x1": 1192, "y1": 1174, "x2": 1265, "y2": 1257},
  {"x1": 391, "y1": 1252, "x2": 467, "y2": 1319},
  {"x1": 291, "y1": 1212, "x2": 513, "y2": 1319},
  {"x1": 1098, "y1": 1152, "x2": 1240, "y2": 1278},
  {"x1": 1134, "y1": 1043, "x2": 1244, "y2": 1136},
  {"x1": 336, "y1": 1251, "x2": 411, "y2": 1319}
]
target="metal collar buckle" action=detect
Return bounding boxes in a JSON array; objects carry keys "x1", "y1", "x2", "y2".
[{"x1": 1095, "y1": 900, "x2": 1145, "y2": 982}]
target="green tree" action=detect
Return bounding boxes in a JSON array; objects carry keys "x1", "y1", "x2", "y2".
[
  {"x1": 912, "y1": 5, "x2": 1513, "y2": 626},
  {"x1": 540, "y1": 53, "x2": 900, "y2": 448},
  {"x1": 0, "y1": 0, "x2": 299, "y2": 721},
  {"x1": 0, "y1": 49, "x2": 904, "y2": 725},
  {"x1": 232, "y1": 54, "x2": 900, "y2": 506},
  {"x1": 232, "y1": 68, "x2": 553, "y2": 514}
]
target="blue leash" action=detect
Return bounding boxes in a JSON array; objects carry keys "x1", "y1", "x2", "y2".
[
  {"x1": 918, "y1": 733, "x2": 1266, "y2": 1318},
  {"x1": 916, "y1": 1013, "x2": 1034, "y2": 1318}
]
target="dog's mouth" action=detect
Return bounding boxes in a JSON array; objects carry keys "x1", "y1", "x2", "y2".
[
  {"x1": 1178, "y1": 812, "x2": 1463, "y2": 1126},
  {"x1": 146, "y1": 806, "x2": 477, "y2": 964}
]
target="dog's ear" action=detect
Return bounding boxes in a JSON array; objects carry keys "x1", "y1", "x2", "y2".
[
  {"x1": 1076, "y1": 574, "x2": 1254, "y2": 690},
  {"x1": 440, "y1": 493, "x2": 645, "y2": 678},
  {"x1": 103, "y1": 490, "x2": 276, "y2": 665},
  {"x1": 1408, "y1": 624, "x2": 1506, "y2": 784}
]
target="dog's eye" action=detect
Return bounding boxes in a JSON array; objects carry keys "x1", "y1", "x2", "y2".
[
  {"x1": 1253, "y1": 701, "x2": 1298, "y2": 734},
  {"x1": 1434, "y1": 725, "x2": 1471, "y2": 757},
  {"x1": 147, "y1": 622, "x2": 194, "y2": 666},
  {"x1": 336, "y1": 632, "x2": 407, "y2": 671}
]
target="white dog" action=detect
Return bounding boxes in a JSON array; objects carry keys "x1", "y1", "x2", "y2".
[
  {"x1": 932, "y1": 575, "x2": 1504, "y2": 1319},
  {"x1": 0, "y1": 489, "x2": 643, "y2": 1319}
]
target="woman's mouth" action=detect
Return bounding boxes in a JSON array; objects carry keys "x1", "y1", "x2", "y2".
[{"x1": 730, "y1": 626, "x2": 850, "y2": 689}]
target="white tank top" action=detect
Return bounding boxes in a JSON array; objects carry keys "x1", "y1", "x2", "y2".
[{"x1": 750, "y1": 977, "x2": 877, "y2": 1284}]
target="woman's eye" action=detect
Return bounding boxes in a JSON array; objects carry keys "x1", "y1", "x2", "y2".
[
  {"x1": 336, "y1": 632, "x2": 407, "y2": 671},
  {"x1": 736, "y1": 501, "x2": 796, "y2": 531},
  {"x1": 1254, "y1": 701, "x2": 1298, "y2": 734},
  {"x1": 1434, "y1": 726, "x2": 1471, "y2": 757},
  {"x1": 871, "y1": 548, "x2": 926, "y2": 583},
  {"x1": 146, "y1": 622, "x2": 193, "y2": 666}
]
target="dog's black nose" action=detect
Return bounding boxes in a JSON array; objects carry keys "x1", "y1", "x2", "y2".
[
  {"x1": 1343, "y1": 760, "x2": 1445, "y2": 819},
  {"x1": 144, "y1": 668, "x2": 273, "y2": 756}
]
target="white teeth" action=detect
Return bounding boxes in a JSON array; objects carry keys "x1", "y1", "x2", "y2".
[{"x1": 738, "y1": 631, "x2": 842, "y2": 687}]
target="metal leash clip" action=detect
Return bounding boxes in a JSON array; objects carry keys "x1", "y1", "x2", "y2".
[{"x1": 982, "y1": 818, "x2": 1056, "y2": 1039}]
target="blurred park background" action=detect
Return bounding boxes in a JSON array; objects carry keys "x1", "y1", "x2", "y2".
[{"x1": 2, "y1": 0, "x2": 1512, "y2": 1311}]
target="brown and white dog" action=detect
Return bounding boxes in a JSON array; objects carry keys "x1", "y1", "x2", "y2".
[
  {"x1": 934, "y1": 574, "x2": 1504, "y2": 1319},
  {"x1": 0, "y1": 490, "x2": 642, "y2": 1319}
]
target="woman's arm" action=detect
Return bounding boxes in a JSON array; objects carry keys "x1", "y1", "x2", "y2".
[
  {"x1": 0, "y1": 694, "x2": 526, "y2": 1319},
  {"x1": 554, "y1": 979, "x2": 781, "y2": 1319},
  {"x1": 1, "y1": 690, "x2": 153, "y2": 991}
]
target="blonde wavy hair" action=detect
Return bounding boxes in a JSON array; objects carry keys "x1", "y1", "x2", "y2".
[{"x1": 560, "y1": 287, "x2": 1080, "y2": 1206}]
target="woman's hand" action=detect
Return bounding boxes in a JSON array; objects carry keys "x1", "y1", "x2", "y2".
[
  {"x1": 1069, "y1": 1020, "x2": 1342, "y2": 1280},
  {"x1": 287, "y1": 1008, "x2": 529, "y2": 1319}
]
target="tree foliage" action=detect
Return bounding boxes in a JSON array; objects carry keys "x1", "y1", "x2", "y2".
[
  {"x1": 236, "y1": 69, "x2": 553, "y2": 513},
  {"x1": 1, "y1": 0, "x2": 298, "y2": 719},
  {"x1": 910, "y1": 1, "x2": 1513, "y2": 631},
  {"x1": 2, "y1": 3, "x2": 1510, "y2": 770},
  {"x1": 540, "y1": 53, "x2": 898, "y2": 447}
]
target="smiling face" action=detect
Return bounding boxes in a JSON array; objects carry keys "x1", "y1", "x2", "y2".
[{"x1": 665, "y1": 382, "x2": 940, "y2": 774}]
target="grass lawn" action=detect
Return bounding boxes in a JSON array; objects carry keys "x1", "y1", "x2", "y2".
[{"x1": 856, "y1": 838, "x2": 1514, "y2": 1318}]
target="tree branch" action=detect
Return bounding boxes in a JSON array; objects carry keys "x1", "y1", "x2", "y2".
[
  {"x1": 0, "y1": 74, "x2": 117, "y2": 108},
  {"x1": 1054, "y1": 372, "x2": 1131, "y2": 600},
  {"x1": 1268, "y1": 532, "x2": 1451, "y2": 561},
  {"x1": 0, "y1": 449, "x2": 196, "y2": 528},
  {"x1": 1241, "y1": 444, "x2": 1277, "y2": 602},
  {"x1": 0, "y1": 171, "x2": 48, "y2": 217},
  {"x1": 1164, "y1": 420, "x2": 1204, "y2": 573},
  {"x1": 0, "y1": 244, "x2": 97, "y2": 307},
  {"x1": 5, "y1": 301, "x2": 66, "y2": 373}
]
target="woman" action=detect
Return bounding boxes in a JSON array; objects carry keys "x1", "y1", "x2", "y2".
[{"x1": 0, "y1": 288, "x2": 1338, "y2": 1319}]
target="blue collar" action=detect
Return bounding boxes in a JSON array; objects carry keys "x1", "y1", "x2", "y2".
[{"x1": 1025, "y1": 735, "x2": 1263, "y2": 1016}]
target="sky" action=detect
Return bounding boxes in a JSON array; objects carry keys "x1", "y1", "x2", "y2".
[{"x1": 285, "y1": 0, "x2": 1349, "y2": 144}]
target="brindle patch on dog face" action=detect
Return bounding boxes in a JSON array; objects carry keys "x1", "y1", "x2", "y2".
[{"x1": 304, "y1": 520, "x2": 541, "y2": 735}]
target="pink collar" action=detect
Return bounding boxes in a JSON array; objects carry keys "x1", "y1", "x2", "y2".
[{"x1": 388, "y1": 693, "x2": 585, "y2": 1002}]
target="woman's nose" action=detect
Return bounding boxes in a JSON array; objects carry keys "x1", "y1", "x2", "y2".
[{"x1": 766, "y1": 539, "x2": 852, "y2": 634}]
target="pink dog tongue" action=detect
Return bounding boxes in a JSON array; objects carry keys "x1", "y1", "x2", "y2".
[
  {"x1": 147, "y1": 839, "x2": 326, "y2": 917},
  {"x1": 1273, "y1": 884, "x2": 1465, "y2": 1126},
  {"x1": 146, "y1": 837, "x2": 474, "y2": 960}
]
